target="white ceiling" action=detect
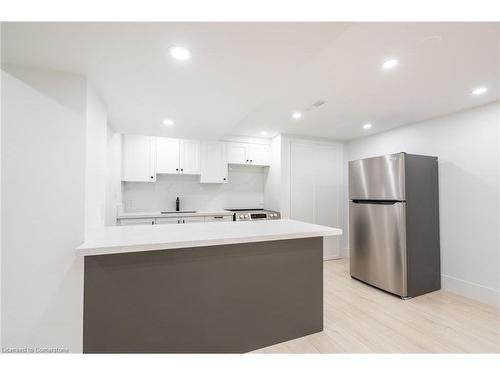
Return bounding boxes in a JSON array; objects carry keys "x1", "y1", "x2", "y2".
[{"x1": 2, "y1": 22, "x2": 499, "y2": 141}]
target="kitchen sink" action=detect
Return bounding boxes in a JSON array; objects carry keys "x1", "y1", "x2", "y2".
[{"x1": 160, "y1": 210, "x2": 197, "y2": 214}]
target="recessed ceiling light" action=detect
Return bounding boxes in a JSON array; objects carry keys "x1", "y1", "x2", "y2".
[
  {"x1": 169, "y1": 46, "x2": 191, "y2": 61},
  {"x1": 472, "y1": 87, "x2": 488, "y2": 96},
  {"x1": 382, "y1": 58, "x2": 399, "y2": 70},
  {"x1": 363, "y1": 123, "x2": 373, "y2": 129},
  {"x1": 163, "y1": 119, "x2": 174, "y2": 126},
  {"x1": 292, "y1": 112, "x2": 302, "y2": 120},
  {"x1": 260, "y1": 131, "x2": 268, "y2": 136}
]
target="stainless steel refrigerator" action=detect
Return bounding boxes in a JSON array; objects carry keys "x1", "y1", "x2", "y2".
[{"x1": 348, "y1": 152, "x2": 441, "y2": 298}]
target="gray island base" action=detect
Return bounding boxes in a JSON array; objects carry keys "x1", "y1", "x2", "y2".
[{"x1": 83, "y1": 237, "x2": 323, "y2": 353}]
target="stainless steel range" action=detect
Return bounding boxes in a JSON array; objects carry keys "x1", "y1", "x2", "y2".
[{"x1": 225, "y1": 208, "x2": 281, "y2": 221}]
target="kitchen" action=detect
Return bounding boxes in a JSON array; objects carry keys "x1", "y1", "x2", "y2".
[{"x1": 1, "y1": 18, "x2": 500, "y2": 363}]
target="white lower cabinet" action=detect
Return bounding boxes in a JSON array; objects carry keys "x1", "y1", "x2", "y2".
[
  {"x1": 204, "y1": 215, "x2": 233, "y2": 222},
  {"x1": 181, "y1": 217, "x2": 205, "y2": 223},
  {"x1": 118, "y1": 214, "x2": 233, "y2": 226},
  {"x1": 155, "y1": 217, "x2": 182, "y2": 225},
  {"x1": 118, "y1": 218, "x2": 156, "y2": 226},
  {"x1": 155, "y1": 216, "x2": 205, "y2": 225}
]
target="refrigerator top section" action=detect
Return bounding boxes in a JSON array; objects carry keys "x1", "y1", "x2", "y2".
[{"x1": 349, "y1": 153, "x2": 406, "y2": 201}]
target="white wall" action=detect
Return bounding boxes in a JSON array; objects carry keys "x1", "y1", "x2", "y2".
[
  {"x1": 346, "y1": 102, "x2": 500, "y2": 307},
  {"x1": 122, "y1": 164, "x2": 266, "y2": 213},
  {"x1": 104, "y1": 129, "x2": 122, "y2": 225},
  {"x1": 1, "y1": 66, "x2": 87, "y2": 351},
  {"x1": 84, "y1": 86, "x2": 107, "y2": 237}
]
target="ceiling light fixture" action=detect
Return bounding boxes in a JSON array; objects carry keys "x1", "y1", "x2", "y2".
[
  {"x1": 163, "y1": 119, "x2": 174, "y2": 126},
  {"x1": 382, "y1": 58, "x2": 399, "y2": 70},
  {"x1": 260, "y1": 131, "x2": 268, "y2": 136},
  {"x1": 363, "y1": 123, "x2": 373, "y2": 129},
  {"x1": 292, "y1": 112, "x2": 302, "y2": 120},
  {"x1": 472, "y1": 87, "x2": 488, "y2": 96},
  {"x1": 169, "y1": 46, "x2": 191, "y2": 61}
]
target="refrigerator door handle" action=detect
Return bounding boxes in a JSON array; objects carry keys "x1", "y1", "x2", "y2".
[{"x1": 352, "y1": 199, "x2": 403, "y2": 205}]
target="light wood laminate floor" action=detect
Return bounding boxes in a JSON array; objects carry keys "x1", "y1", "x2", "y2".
[{"x1": 253, "y1": 259, "x2": 500, "y2": 353}]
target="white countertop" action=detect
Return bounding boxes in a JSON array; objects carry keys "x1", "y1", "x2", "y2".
[
  {"x1": 117, "y1": 210, "x2": 233, "y2": 219},
  {"x1": 76, "y1": 219, "x2": 342, "y2": 256}
]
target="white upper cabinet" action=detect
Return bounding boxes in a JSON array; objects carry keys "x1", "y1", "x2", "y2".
[
  {"x1": 200, "y1": 141, "x2": 228, "y2": 183},
  {"x1": 225, "y1": 142, "x2": 270, "y2": 166},
  {"x1": 156, "y1": 137, "x2": 180, "y2": 174},
  {"x1": 156, "y1": 137, "x2": 200, "y2": 175},
  {"x1": 179, "y1": 139, "x2": 201, "y2": 174},
  {"x1": 122, "y1": 135, "x2": 157, "y2": 182},
  {"x1": 247, "y1": 144, "x2": 271, "y2": 166},
  {"x1": 226, "y1": 142, "x2": 247, "y2": 164}
]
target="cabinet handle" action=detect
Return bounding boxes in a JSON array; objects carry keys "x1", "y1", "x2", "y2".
[
  {"x1": 214, "y1": 216, "x2": 223, "y2": 219},
  {"x1": 250, "y1": 160, "x2": 253, "y2": 163},
  {"x1": 177, "y1": 219, "x2": 180, "y2": 224},
  {"x1": 182, "y1": 219, "x2": 185, "y2": 224},
  {"x1": 223, "y1": 177, "x2": 226, "y2": 181},
  {"x1": 246, "y1": 159, "x2": 248, "y2": 163},
  {"x1": 176, "y1": 168, "x2": 179, "y2": 172},
  {"x1": 151, "y1": 220, "x2": 155, "y2": 225},
  {"x1": 181, "y1": 168, "x2": 184, "y2": 172},
  {"x1": 150, "y1": 176, "x2": 154, "y2": 179}
]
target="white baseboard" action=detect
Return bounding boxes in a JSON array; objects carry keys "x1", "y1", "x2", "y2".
[
  {"x1": 441, "y1": 274, "x2": 500, "y2": 308},
  {"x1": 340, "y1": 255, "x2": 499, "y2": 307}
]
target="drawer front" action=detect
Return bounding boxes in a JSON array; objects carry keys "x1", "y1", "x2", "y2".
[
  {"x1": 155, "y1": 217, "x2": 182, "y2": 224},
  {"x1": 182, "y1": 217, "x2": 205, "y2": 223},
  {"x1": 118, "y1": 218, "x2": 156, "y2": 226},
  {"x1": 204, "y1": 215, "x2": 233, "y2": 222}
]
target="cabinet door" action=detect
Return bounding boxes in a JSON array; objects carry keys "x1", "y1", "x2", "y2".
[
  {"x1": 118, "y1": 218, "x2": 156, "y2": 226},
  {"x1": 156, "y1": 137, "x2": 180, "y2": 174},
  {"x1": 226, "y1": 142, "x2": 248, "y2": 164},
  {"x1": 179, "y1": 140, "x2": 201, "y2": 174},
  {"x1": 204, "y1": 215, "x2": 233, "y2": 222},
  {"x1": 155, "y1": 217, "x2": 182, "y2": 224},
  {"x1": 122, "y1": 135, "x2": 156, "y2": 182},
  {"x1": 247, "y1": 144, "x2": 270, "y2": 166},
  {"x1": 200, "y1": 141, "x2": 228, "y2": 183},
  {"x1": 182, "y1": 217, "x2": 205, "y2": 223}
]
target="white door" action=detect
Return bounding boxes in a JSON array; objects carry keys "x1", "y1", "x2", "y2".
[
  {"x1": 200, "y1": 141, "x2": 228, "y2": 183},
  {"x1": 179, "y1": 140, "x2": 201, "y2": 174},
  {"x1": 122, "y1": 135, "x2": 156, "y2": 182},
  {"x1": 289, "y1": 141, "x2": 343, "y2": 259},
  {"x1": 226, "y1": 142, "x2": 247, "y2": 164},
  {"x1": 247, "y1": 144, "x2": 270, "y2": 166},
  {"x1": 156, "y1": 137, "x2": 180, "y2": 174}
]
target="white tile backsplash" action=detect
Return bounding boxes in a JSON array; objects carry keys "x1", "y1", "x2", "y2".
[{"x1": 123, "y1": 164, "x2": 266, "y2": 212}]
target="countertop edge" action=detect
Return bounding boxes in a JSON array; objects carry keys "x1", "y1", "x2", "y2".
[
  {"x1": 117, "y1": 211, "x2": 234, "y2": 219},
  {"x1": 76, "y1": 228, "x2": 342, "y2": 257}
]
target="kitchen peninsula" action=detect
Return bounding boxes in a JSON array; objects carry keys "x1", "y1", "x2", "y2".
[{"x1": 77, "y1": 220, "x2": 342, "y2": 353}]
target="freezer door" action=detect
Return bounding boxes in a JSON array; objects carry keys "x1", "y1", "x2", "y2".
[
  {"x1": 348, "y1": 153, "x2": 406, "y2": 200},
  {"x1": 349, "y1": 201, "x2": 407, "y2": 296}
]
